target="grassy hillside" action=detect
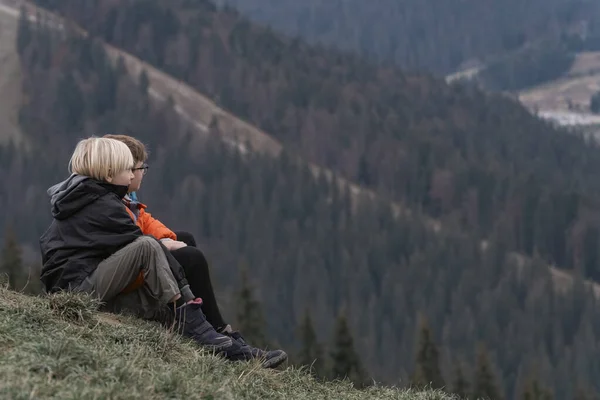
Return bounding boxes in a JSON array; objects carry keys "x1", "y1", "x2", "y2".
[
  {"x1": 0, "y1": 286, "x2": 453, "y2": 399},
  {"x1": 519, "y1": 51, "x2": 600, "y2": 113}
]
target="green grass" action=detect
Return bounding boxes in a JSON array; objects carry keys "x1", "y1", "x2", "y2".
[{"x1": 0, "y1": 287, "x2": 456, "y2": 399}]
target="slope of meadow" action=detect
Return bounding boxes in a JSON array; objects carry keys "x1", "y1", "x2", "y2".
[{"x1": 0, "y1": 287, "x2": 453, "y2": 400}]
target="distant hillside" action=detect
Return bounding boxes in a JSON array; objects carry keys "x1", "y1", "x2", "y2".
[
  {"x1": 0, "y1": 287, "x2": 453, "y2": 399},
  {"x1": 448, "y1": 49, "x2": 600, "y2": 134},
  {"x1": 519, "y1": 51, "x2": 600, "y2": 115},
  {"x1": 220, "y1": 0, "x2": 599, "y2": 75}
]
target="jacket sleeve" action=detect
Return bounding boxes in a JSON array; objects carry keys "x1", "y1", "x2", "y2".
[{"x1": 138, "y1": 208, "x2": 177, "y2": 240}]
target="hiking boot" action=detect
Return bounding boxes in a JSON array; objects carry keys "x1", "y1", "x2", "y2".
[
  {"x1": 259, "y1": 348, "x2": 288, "y2": 369},
  {"x1": 223, "y1": 330, "x2": 288, "y2": 369},
  {"x1": 174, "y1": 302, "x2": 233, "y2": 352}
]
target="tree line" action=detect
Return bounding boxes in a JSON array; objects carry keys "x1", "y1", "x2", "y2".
[{"x1": 219, "y1": 0, "x2": 597, "y2": 75}]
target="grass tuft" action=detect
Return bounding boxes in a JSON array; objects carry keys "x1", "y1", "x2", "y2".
[
  {"x1": 0, "y1": 273, "x2": 9, "y2": 288},
  {"x1": 48, "y1": 291, "x2": 100, "y2": 324},
  {"x1": 0, "y1": 287, "x2": 458, "y2": 399}
]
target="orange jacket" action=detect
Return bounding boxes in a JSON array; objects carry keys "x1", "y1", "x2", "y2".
[
  {"x1": 121, "y1": 197, "x2": 176, "y2": 294},
  {"x1": 123, "y1": 199, "x2": 177, "y2": 241}
]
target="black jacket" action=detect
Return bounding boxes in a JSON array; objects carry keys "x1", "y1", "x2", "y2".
[{"x1": 39, "y1": 174, "x2": 191, "y2": 298}]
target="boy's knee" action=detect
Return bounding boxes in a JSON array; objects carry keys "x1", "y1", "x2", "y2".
[
  {"x1": 134, "y1": 236, "x2": 163, "y2": 254},
  {"x1": 173, "y1": 246, "x2": 209, "y2": 272}
]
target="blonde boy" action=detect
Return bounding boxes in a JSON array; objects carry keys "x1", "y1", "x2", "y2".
[{"x1": 40, "y1": 137, "x2": 233, "y2": 352}]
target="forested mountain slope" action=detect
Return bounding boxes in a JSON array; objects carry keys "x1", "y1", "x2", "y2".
[
  {"x1": 220, "y1": 0, "x2": 600, "y2": 94},
  {"x1": 33, "y1": 0, "x2": 600, "y2": 288},
  {"x1": 219, "y1": 0, "x2": 600, "y2": 75}
]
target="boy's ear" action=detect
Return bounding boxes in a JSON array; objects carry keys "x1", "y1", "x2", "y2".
[{"x1": 106, "y1": 169, "x2": 113, "y2": 182}]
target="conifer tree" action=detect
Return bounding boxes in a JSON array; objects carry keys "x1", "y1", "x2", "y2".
[
  {"x1": 472, "y1": 344, "x2": 503, "y2": 400},
  {"x1": 139, "y1": 69, "x2": 150, "y2": 94},
  {"x1": 452, "y1": 360, "x2": 469, "y2": 399},
  {"x1": 573, "y1": 384, "x2": 593, "y2": 400},
  {"x1": 16, "y1": 6, "x2": 32, "y2": 56},
  {"x1": 330, "y1": 312, "x2": 368, "y2": 387},
  {"x1": 1, "y1": 227, "x2": 24, "y2": 291},
  {"x1": 410, "y1": 317, "x2": 445, "y2": 390},
  {"x1": 520, "y1": 375, "x2": 553, "y2": 400},
  {"x1": 357, "y1": 153, "x2": 371, "y2": 186},
  {"x1": 297, "y1": 309, "x2": 324, "y2": 377},
  {"x1": 235, "y1": 264, "x2": 268, "y2": 349},
  {"x1": 591, "y1": 91, "x2": 600, "y2": 114}
]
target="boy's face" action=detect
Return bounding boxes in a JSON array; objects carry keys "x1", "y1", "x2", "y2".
[
  {"x1": 129, "y1": 161, "x2": 145, "y2": 193},
  {"x1": 108, "y1": 167, "x2": 135, "y2": 187}
]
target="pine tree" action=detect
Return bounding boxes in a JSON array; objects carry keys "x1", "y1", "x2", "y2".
[
  {"x1": 410, "y1": 317, "x2": 445, "y2": 390},
  {"x1": 520, "y1": 375, "x2": 553, "y2": 400},
  {"x1": 452, "y1": 360, "x2": 469, "y2": 398},
  {"x1": 16, "y1": 6, "x2": 32, "y2": 56},
  {"x1": 235, "y1": 264, "x2": 268, "y2": 349},
  {"x1": 573, "y1": 384, "x2": 593, "y2": 400},
  {"x1": 472, "y1": 344, "x2": 503, "y2": 400},
  {"x1": 56, "y1": 72, "x2": 85, "y2": 131},
  {"x1": 115, "y1": 56, "x2": 128, "y2": 76},
  {"x1": 329, "y1": 312, "x2": 368, "y2": 387},
  {"x1": 357, "y1": 153, "x2": 370, "y2": 186},
  {"x1": 1, "y1": 227, "x2": 24, "y2": 291},
  {"x1": 139, "y1": 69, "x2": 150, "y2": 94},
  {"x1": 591, "y1": 91, "x2": 600, "y2": 114},
  {"x1": 297, "y1": 310, "x2": 325, "y2": 377}
]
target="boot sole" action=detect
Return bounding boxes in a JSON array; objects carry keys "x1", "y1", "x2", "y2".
[{"x1": 261, "y1": 351, "x2": 288, "y2": 369}]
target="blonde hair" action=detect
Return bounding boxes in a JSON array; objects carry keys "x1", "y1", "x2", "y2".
[{"x1": 69, "y1": 137, "x2": 134, "y2": 181}]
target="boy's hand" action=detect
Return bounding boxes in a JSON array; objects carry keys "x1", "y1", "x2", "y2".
[{"x1": 163, "y1": 240, "x2": 188, "y2": 251}]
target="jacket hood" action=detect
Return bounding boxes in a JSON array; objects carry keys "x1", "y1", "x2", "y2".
[{"x1": 48, "y1": 174, "x2": 129, "y2": 219}]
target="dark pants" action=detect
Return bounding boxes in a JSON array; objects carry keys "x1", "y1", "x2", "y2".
[{"x1": 172, "y1": 231, "x2": 227, "y2": 330}]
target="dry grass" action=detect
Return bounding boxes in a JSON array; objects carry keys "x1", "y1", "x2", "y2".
[
  {"x1": 0, "y1": 287, "x2": 457, "y2": 399},
  {"x1": 518, "y1": 52, "x2": 600, "y2": 113},
  {"x1": 568, "y1": 51, "x2": 600, "y2": 77}
]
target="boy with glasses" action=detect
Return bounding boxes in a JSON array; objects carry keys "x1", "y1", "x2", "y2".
[{"x1": 103, "y1": 134, "x2": 288, "y2": 368}]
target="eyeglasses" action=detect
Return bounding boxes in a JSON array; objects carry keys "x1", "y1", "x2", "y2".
[{"x1": 132, "y1": 163, "x2": 149, "y2": 175}]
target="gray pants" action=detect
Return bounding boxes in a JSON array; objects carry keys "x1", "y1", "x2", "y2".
[{"x1": 79, "y1": 236, "x2": 180, "y2": 320}]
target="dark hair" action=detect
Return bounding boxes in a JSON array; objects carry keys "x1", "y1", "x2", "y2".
[{"x1": 103, "y1": 134, "x2": 148, "y2": 164}]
